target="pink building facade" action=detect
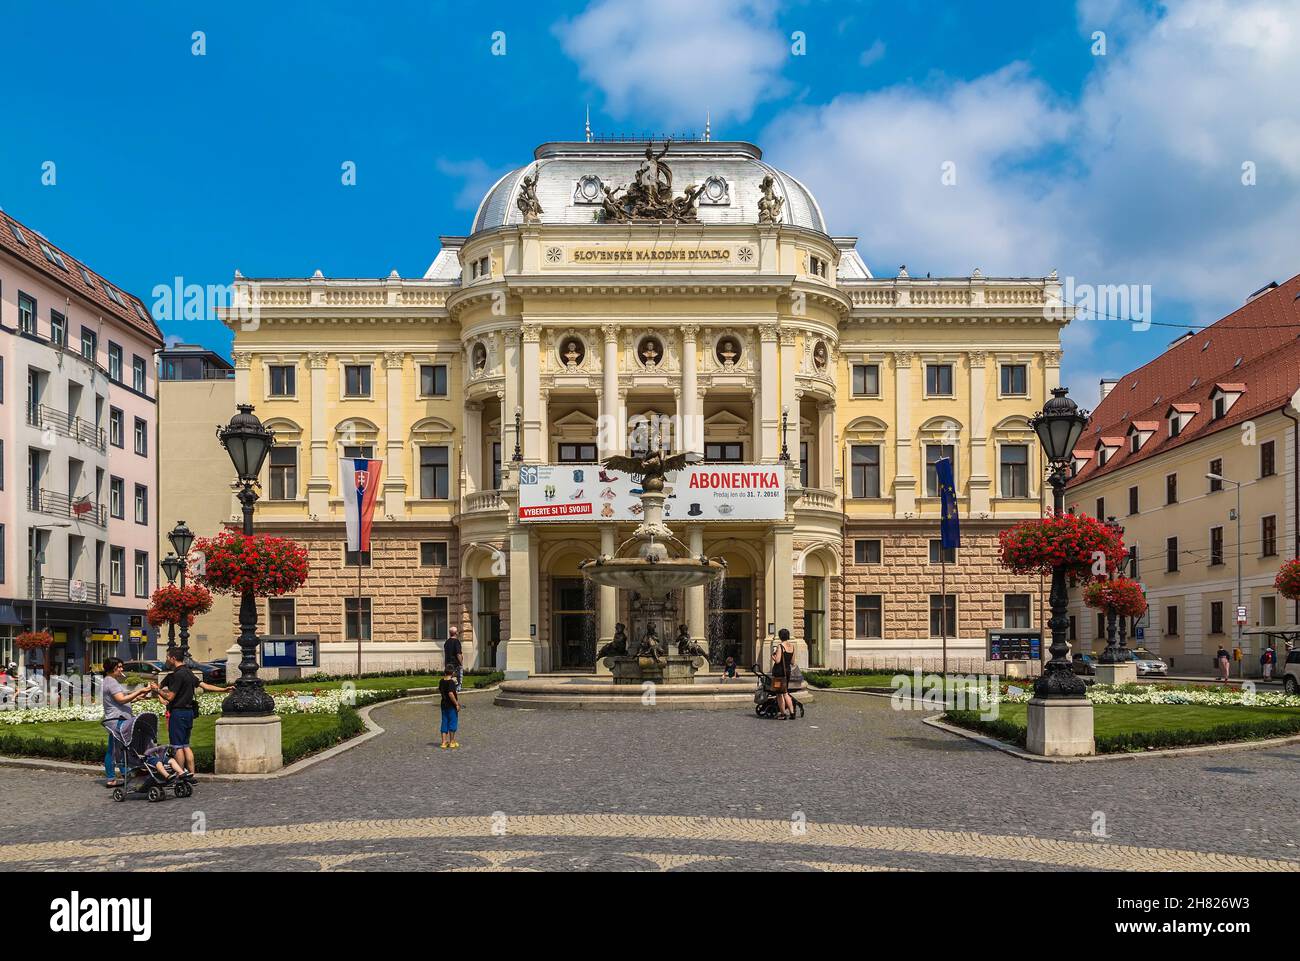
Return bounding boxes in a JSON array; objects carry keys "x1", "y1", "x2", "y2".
[{"x1": 0, "y1": 208, "x2": 163, "y2": 673}]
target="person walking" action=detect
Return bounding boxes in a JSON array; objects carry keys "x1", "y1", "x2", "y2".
[
  {"x1": 151, "y1": 647, "x2": 232, "y2": 778},
  {"x1": 438, "y1": 663, "x2": 461, "y2": 750},
  {"x1": 444, "y1": 626, "x2": 464, "y2": 693},
  {"x1": 100, "y1": 657, "x2": 153, "y2": 788},
  {"x1": 1261, "y1": 643, "x2": 1276, "y2": 681},
  {"x1": 1215, "y1": 644, "x2": 1231, "y2": 683}
]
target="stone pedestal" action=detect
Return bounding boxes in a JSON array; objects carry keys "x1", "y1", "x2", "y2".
[
  {"x1": 608, "y1": 654, "x2": 702, "y2": 685},
  {"x1": 1094, "y1": 662, "x2": 1137, "y2": 686},
  {"x1": 215, "y1": 714, "x2": 283, "y2": 774},
  {"x1": 1026, "y1": 698, "x2": 1094, "y2": 757},
  {"x1": 504, "y1": 639, "x2": 534, "y2": 680}
]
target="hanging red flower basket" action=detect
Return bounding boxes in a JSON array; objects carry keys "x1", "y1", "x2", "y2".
[
  {"x1": 146, "y1": 583, "x2": 214, "y2": 627},
  {"x1": 1082, "y1": 577, "x2": 1148, "y2": 619},
  {"x1": 194, "y1": 530, "x2": 310, "y2": 597},
  {"x1": 998, "y1": 513, "x2": 1125, "y2": 584},
  {"x1": 1276, "y1": 558, "x2": 1300, "y2": 601},
  {"x1": 15, "y1": 629, "x2": 53, "y2": 651}
]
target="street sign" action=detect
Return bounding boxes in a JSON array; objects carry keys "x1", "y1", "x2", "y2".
[
  {"x1": 1236, "y1": 606, "x2": 1248, "y2": 625},
  {"x1": 986, "y1": 629, "x2": 1043, "y2": 661}
]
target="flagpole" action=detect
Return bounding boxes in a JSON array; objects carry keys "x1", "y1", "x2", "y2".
[
  {"x1": 356, "y1": 550, "x2": 362, "y2": 678},
  {"x1": 941, "y1": 548, "x2": 948, "y2": 678}
]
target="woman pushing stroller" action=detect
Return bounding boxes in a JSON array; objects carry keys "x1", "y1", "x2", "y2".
[{"x1": 101, "y1": 657, "x2": 155, "y2": 788}]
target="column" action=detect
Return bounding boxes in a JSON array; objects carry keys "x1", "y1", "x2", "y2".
[
  {"x1": 893, "y1": 350, "x2": 916, "y2": 516},
  {"x1": 595, "y1": 525, "x2": 617, "y2": 676},
  {"x1": 383, "y1": 350, "x2": 407, "y2": 518},
  {"x1": 600, "y1": 324, "x2": 619, "y2": 458},
  {"x1": 538, "y1": 389, "x2": 550, "y2": 463},
  {"x1": 758, "y1": 324, "x2": 780, "y2": 462},
  {"x1": 502, "y1": 331, "x2": 521, "y2": 473},
  {"x1": 306, "y1": 351, "x2": 330, "y2": 516},
  {"x1": 464, "y1": 401, "x2": 483, "y2": 495},
  {"x1": 773, "y1": 525, "x2": 796, "y2": 660},
  {"x1": 687, "y1": 525, "x2": 706, "y2": 648},
  {"x1": 817, "y1": 401, "x2": 835, "y2": 491},
  {"x1": 521, "y1": 324, "x2": 541, "y2": 462},
  {"x1": 967, "y1": 351, "x2": 990, "y2": 515},
  {"x1": 779, "y1": 330, "x2": 797, "y2": 464},
  {"x1": 680, "y1": 325, "x2": 702, "y2": 457},
  {"x1": 505, "y1": 523, "x2": 534, "y2": 678}
]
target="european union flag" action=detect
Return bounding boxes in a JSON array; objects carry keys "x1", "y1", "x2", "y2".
[{"x1": 936, "y1": 457, "x2": 961, "y2": 549}]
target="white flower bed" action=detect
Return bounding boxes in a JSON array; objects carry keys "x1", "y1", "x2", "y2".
[
  {"x1": 999, "y1": 684, "x2": 1300, "y2": 708},
  {"x1": 0, "y1": 688, "x2": 388, "y2": 725}
]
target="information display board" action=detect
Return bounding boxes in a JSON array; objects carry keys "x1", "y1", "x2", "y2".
[
  {"x1": 986, "y1": 629, "x2": 1043, "y2": 662},
  {"x1": 261, "y1": 634, "x2": 320, "y2": 669}
]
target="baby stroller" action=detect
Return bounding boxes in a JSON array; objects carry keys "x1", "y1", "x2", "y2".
[
  {"x1": 108, "y1": 712, "x2": 194, "y2": 802},
  {"x1": 751, "y1": 663, "x2": 805, "y2": 719}
]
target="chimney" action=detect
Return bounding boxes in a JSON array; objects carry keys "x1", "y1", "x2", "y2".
[{"x1": 1099, "y1": 378, "x2": 1120, "y2": 400}]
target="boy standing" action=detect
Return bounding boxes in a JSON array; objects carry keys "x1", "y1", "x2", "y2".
[{"x1": 439, "y1": 664, "x2": 461, "y2": 750}]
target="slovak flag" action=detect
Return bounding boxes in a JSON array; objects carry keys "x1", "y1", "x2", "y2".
[{"x1": 342, "y1": 458, "x2": 383, "y2": 553}]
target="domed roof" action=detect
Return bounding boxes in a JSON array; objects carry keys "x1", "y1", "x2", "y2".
[{"x1": 471, "y1": 140, "x2": 826, "y2": 234}]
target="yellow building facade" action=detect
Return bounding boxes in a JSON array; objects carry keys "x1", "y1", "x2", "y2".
[{"x1": 221, "y1": 138, "x2": 1070, "y2": 677}]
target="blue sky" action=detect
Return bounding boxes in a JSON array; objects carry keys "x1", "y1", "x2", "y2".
[{"x1": 2, "y1": 0, "x2": 1296, "y2": 407}]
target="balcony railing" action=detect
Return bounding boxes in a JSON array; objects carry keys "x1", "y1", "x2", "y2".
[
  {"x1": 28, "y1": 577, "x2": 109, "y2": 605},
  {"x1": 27, "y1": 404, "x2": 106, "y2": 452},
  {"x1": 794, "y1": 486, "x2": 840, "y2": 512},
  {"x1": 27, "y1": 487, "x2": 108, "y2": 527},
  {"x1": 461, "y1": 489, "x2": 506, "y2": 514}
]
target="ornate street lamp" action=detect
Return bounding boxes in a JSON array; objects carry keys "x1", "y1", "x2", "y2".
[
  {"x1": 511, "y1": 407, "x2": 523, "y2": 464},
  {"x1": 216, "y1": 404, "x2": 275, "y2": 716},
  {"x1": 779, "y1": 406, "x2": 791, "y2": 463},
  {"x1": 167, "y1": 520, "x2": 196, "y2": 658},
  {"x1": 1098, "y1": 517, "x2": 1123, "y2": 664},
  {"x1": 160, "y1": 552, "x2": 183, "y2": 650},
  {"x1": 1029, "y1": 387, "x2": 1089, "y2": 699}
]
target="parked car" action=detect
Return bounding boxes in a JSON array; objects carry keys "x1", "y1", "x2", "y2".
[
  {"x1": 187, "y1": 659, "x2": 226, "y2": 685},
  {"x1": 1129, "y1": 647, "x2": 1168, "y2": 676},
  {"x1": 1071, "y1": 652, "x2": 1099, "y2": 676},
  {"x1": 121, "y1": 660, "x2": 166, "y2": 680},
  {"x1": 1282, "y1": 650, "x2": 1300, "y2": 695}
]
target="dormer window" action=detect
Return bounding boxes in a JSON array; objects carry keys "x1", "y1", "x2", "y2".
[
  {"x1": 1169, "y1": 415, "x2": 1181, "y2": 437},
  {"x1": 1209, "y1": 384, "x2": 1244, "y2": 420},
  {"x1": 1130, "y1": 434, "x2": 1140, "y2": 453}
]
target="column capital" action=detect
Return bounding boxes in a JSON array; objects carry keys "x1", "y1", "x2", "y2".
[
  {"x1": 1043, "y1": 349, "x2": 1063, "y2": 367},
  {"x1": 503, "y1": 329, "x2": 521, "y2": 348},
  {"x1": 759, "y1": 324, "x2": 780, "y2": 343},
  {"x1": 232, "y1": 351, "x2": 252, "y2": 370},
  {"x1": 307, "y1": 351, "x2": 329, "y2": 370},
  {"x1": 601, "y1": 323, "x2": 620, "y2": 342},
  {"x1": 521, "y1": 323, "x2": 542, "y2": 344},
  {"x1": 893, "y1": 350, "x2": 913, "y2": 368},
  {"x1": 778, "y1": 328, "x2": 797, "y2": 346},
  {"x1": 680, "y1": 323, "x2": 700, "y2": 340},
  {"x1": 968, "y1": 350, "x2": 988, "y2": 368},
  {"x1": 382, "y1": 350, "x2": 405, "y2": 370}
]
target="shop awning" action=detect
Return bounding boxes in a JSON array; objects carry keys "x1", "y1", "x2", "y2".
[{"x1": 0, "y1": 604, "x2": 24, "y2": 628}]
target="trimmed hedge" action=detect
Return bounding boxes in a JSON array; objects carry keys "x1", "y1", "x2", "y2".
[
  {"x1": 282, "y1": 708, "x2": 365, "y2": 766},
  {"x1": 944, "y1": 709, "x2": 1300, "y2": 753}
]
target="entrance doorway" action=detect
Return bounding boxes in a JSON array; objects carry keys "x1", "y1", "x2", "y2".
[
  {"x1": 475, "y1": 580, "x2": 501, "y2": 669},
  {"x1": 708, "y1": 577, "x2": 753, "y2": 666},
  {"x1": 803, "y1": 576, "x2": 825, "y2": 668},
  {"x1": 552, "y1": 577, "x2": 595, "y2": 669}
]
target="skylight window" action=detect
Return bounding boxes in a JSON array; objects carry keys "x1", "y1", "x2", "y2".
[
  {"x1": 38, "y1": 242, "x2": 67, "y2": 270},
  {"x1": 105, "y1": 285, "x2": 125, "y2": 307},
  {"x1": 79, "y1": 266, "x2": 96, "y2": 288},
  {"x1": 8, "y1": 222, "x2": 27, "y2": 246},
  {"x1": 1201, "y1": 340, "x2": 1211, "y2": 351},
  {"x1": 133, "y1": 302, "x2": 150, "y2": 322},
  {"x1": 1234, "y1": 356, "x2": 1243, "y2": 368}
]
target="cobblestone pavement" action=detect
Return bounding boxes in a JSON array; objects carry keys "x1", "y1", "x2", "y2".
[{"x1": 2, "y1": 690, "x2": 1299, "y2": 871}]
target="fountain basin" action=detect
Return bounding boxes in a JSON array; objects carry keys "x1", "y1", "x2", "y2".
[
  {"x1": 608, "y1": 654, "x2": 704, "y2": 684},
  {"x1": 579, "y1": 556, "x2": 723, "y2": 595}
]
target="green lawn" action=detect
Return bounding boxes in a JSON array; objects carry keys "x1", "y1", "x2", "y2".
[
  {"x1": 264, "y1": 672, "x2": 501, "y2": 693},
  {"x1": 946, "y1": 702, "x2": 1300, "y2": 753},
  {"x1": 0, "y1": 712, "x2": 363, "y2": 773},
  {"x1": 806, "y1": 672, "x2": 899, "y2": 689}
]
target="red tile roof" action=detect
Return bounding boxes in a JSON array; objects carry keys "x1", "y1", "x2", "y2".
[
  {"x1": 0, "y1": 208, "x2": 162, "y2": 345},
  {"x1": 1069, "y1": 273, "x2": 1300, "y2": 487}
]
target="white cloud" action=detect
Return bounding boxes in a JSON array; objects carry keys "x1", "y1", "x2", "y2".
[
  {"x1": 555, "y1": 0, "x2": 788, "y2": 126},
  {"x1": 434, "y1": 158, "x2": 515, "y2": 211},
  {"x1": 858, "y1": 39, "x2": 886, "y2": 68}
]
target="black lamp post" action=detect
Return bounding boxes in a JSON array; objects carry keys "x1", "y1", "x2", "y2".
[
  {"x1": 166, "y1": 521, "x2": 195, "y2": 659},
  {"x1": 511, "y1": 407, "x2": 523, "y2": 464},
  {"x1": 216, "y1": 404, "x2": 275, "y2": 716},
  {"x1": 779, "y1": 406, "x2": 791, "y2": 463},
  {"x1": 1098, "y1": 517, "x2": 1123, "y2": 664},
  {"x1": 1029, "y1": 387, "x2": 1089, "y2": 699},
  {"x1": 160, "y1": 552, "x2": 183, "y2": 651}
]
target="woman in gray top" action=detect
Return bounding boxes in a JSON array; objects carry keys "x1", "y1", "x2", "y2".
[{"x1": 102, "y1": 657, "x2": 154, "y2": 786}]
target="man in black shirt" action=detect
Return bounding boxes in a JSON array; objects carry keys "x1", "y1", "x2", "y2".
[
  {"x1": 444, "y1": 626, "x2": 464, "y2": 692},
  {"x1": 151, "y1": 647, "x2": 232, "y2": 776},
  {"x1": 438, "y1": 664, "x2": 461, "y2": 750}
]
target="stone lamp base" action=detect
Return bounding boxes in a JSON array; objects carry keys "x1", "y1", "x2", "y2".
[
  {"x1": 1026, "y1": 697, "x2": 1095, "y2": 757},
  {"x1": 1095, "y1": 662, "x2": 1137, "y2": 686},
  {"x1": 215, "y1": 714, "x2": 283, "y2": 774}
]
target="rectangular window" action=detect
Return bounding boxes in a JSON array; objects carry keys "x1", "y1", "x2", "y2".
[
  {"x1": 704, "y1": 442, "x2": 743, "y2": 463},
  {"x1": 267, "y1": 598, "x2": 295, "y2": 634},
  {"x1": 1096, "y1": 612, "x2": 1106, "y2": 640},
  {"x1": 51, "y1": 310, "x2": 66, "y2": 347},
  {"x1": 850, "y1": 444, "x2": 881, "y2": 498},
  {"x1": 1000, "y1": 444, "x2": 1029, "y2": 498},
  {"x1": 1262, "y1": 515, "x2": 1277, "y2": 557},
  {"x1": 110, "y1": 546, "x2": 125, "y2": 595},
  {"x1": 855, "y1": 595, "x2": 882, "y2": 639},
  {"x1": 1262, "y1": 596, "x2": 1277, "y2": 628},
  {"x1": 1166, "y1": 473, "x2": 1177, "y2": 505},
  {"x1": 108, "y1": 343, "x2": 122, "y2": 382},
  {"x1": 133, "y1": 417, "x2": 147, "y2": 456},
  {"x1": 344, "y1": 364, "x2": 371, "y2": 397},
  {"x1": 491, "y1": 442, "x2": 502, "y2": 491},
  {"x1": 81, "y1": 328, "x2": 97, "y2": 361},
  {"x1": 1210, "y1": 526, "x2": 1224, "y2": 566},
  {"x1": 1208, "y1": 460, "x2": 1223, "y2": 492},
  {"x1": 419, "y1": 364, "x2": 448, "y2": 397},
  {"x1": 1261, "y1": 440, "x2": 1276, "y2": 478},
  {"x1": 1127, "y1": 545, "x2": 1139, "y2": 579},
  {"x1": 799, "y1": 441, "x2": 809, "y2": 488},
  {"x1": 853, "y1": 539, "x2": 881, "y2": 565},
  {"x1": 1210, "y1": 601, "x2": 1224, "y2": 635},
  {"x1": 925, "y1": 363, "x2": 953, "y2": 396},
  {"x1": 929, "y1": 595, "x2": 957, "y2": 637},
  {"x1": 557, "y1": 443, "x2": 597, "y2": 463},
  {"x1": 1000, "y1": 364, "x2": 1027, "y2": 395},
  {"x1": 133, "y1": 484, "x2": 148, "y2": 525},
  {"x1": 344, "y1": 549, "x2": 371, "y2": 567},
  {"x1": 269, "y1": 365, "x2": 296, "y2": 397},
  {"x1": 421, "y1": 596, "x2": 449, "y2": 641},
  {"x1": 344, "y1": 597, "x2": 372, "y2": 642},
  {"x1": 851, "y1": 363, "x2": 879, "y2": 397},
  {"x1": 132, "y1": 356, "x2": 146, "y2": 393},
  {"x1": 18, "y1": 293, "x2": 36, "y2": 335},
  {"x1": 925, "y1": 445, "x2": 955, "y2": 497},
  {"x1": 1214, "y1": 395, "x2": 1227, "y2": 419},
  {"x1": 133, "y1": 551, "x2": 149, "y2": 598},
  {"x1": 420, "y1": 542, "x2": 449, "y2": 567},
  {"x1": 109, "y1": 408, "x2": 124, "y2": 448},
  {"x1": 928, "y1": 539, "x2": 956, "y2": 564},
  {"x1": 1128, "y1": 486, "x2": 1139, "y2": 515},
  {"x1": 269, "y1": 447, "x2": 297, "y2": 500},
  {"x1": 419, "y1": 445, "x2": 450, "y2": 499},
  {"x1": 1004, "y1": 594, "x2": 1032, "y2": 629},
  {"x1": 1166, "y1": 536, "x2": 1179, "y2": 573},
  {"x1": 1169, "y1": 415, "x2": 1181, "y2": 438},
  {"x1": 1095, "y1": 497, "x2": 1105, "y2": 521},
  {"x1": 342, "y1": 444, "x2": 374, "y2": 460},
  {"x1": 1166, "y1": 605, "x2": 1179, "y2": 636},
  {"x1": 1068, "y1": 616, "x2": 1077, "y2": 642}
]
